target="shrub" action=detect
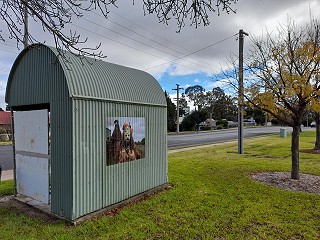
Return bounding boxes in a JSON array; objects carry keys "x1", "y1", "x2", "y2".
[
  {"x1": 216, "y1": 120, "x2": 228, "y2": 129},
  {"x1": 200, "y1": 126, "x2": 212, "y2": 131},
  {"x1": 216, "y1": 124, "x2": 224, "y2": 130}
]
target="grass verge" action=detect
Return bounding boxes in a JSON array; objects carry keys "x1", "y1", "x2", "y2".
[
  {"x1": 0, "y1": 131, "x2": 319, "y2": 239},
  {"x1": 0, "y1": 180, "x2": 14, "y2": 197}
]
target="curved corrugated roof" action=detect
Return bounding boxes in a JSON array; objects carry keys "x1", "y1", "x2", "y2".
[{"x1": 6, "y1": 44, "x2": 166, "y2": 106}]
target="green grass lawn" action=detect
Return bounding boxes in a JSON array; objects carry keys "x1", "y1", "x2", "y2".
[{"x1": 0, "y1": 131, "x2": 319, "y2": 239}]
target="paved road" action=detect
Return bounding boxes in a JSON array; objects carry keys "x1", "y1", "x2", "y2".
[
  {"x1": 0, "y1": 145, "x2": 14, "y2": 170},
  {"x1": 0, "y1": 126, "x2": 311, "y2": 170},
  {"x1": 167, "y1": 126, "x2": 294, "y2": 148}
]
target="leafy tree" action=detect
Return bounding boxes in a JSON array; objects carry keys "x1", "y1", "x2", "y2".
[
  {"x1": 205, "y1": 87, "x2": 237, "y2": 120},
  {"x1": 244, "y1": 106, "x2": 266, "y2": 125},
  {"x1": 216, "y1": 119, "x2": 228, "y2": 129},
  {"x1": 185, "y1": 85, "x2": 205, "y2": 111},
  {"x1": 165, "y1": 91, "x2": 177, "y2": 132},
  {"x1": 178, "y1": 93, "x2": 189, "y2": 117},
  {"x1": 242, "y1": 20, "x2": 320, "y2": 179},
  {"x1": 180, "y1": 109, "x2": 209, "y2": 131},
  {"x1": 0, "y1": 0, "x2": 238, "y2": 57}
]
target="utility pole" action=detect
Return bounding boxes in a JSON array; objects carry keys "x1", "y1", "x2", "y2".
[
  {"x1": 23, "y1": 0, "x2": 28, "y2": 48},
  {"x1": 172, "y1": 84, "x2": 183, "y2": 133},
  {"x1": 238, "y1": 29, "x2": 248, "y2": 154}
]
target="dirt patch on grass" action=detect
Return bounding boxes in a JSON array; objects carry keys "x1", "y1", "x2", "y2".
[
  {"x1": 0, "y1": 196, "x2": 63, "y2": 224},
  {"x1": 251, "y1": 172, "x2": 320, "y2": 194}
]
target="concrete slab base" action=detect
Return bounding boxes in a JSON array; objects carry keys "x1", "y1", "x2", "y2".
[{"x1": 13, "y1": 194, "x2": 51, "y2": 213}]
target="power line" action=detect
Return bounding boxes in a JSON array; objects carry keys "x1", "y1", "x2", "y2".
[
  {"x1": 91, "y1": 10, "x2": 213, "y2": 68},
  {"x1": 82, "y1": 17, "x2": 213, "y2": 71},
  {"x1": 144, "y1": 33, "x2": 238, "y2": 70},
  {"x1": 108, "y1": 10, "x2": 209, "y2": 59},
  {"x1": 71, "y1": 23, "x2": 206, "y2": 73}
]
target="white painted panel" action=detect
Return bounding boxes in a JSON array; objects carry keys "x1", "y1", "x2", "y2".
[
  {"x1": 16, "y1": 154, "x2": 49, "y2": 204},
  {"x1": 14, "y1": 110, "x2": 48, "y2": 154}
]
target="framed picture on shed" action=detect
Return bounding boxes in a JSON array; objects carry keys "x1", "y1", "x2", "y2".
[{"x1": 106, "y1": 117, "x2": 145, "y2": 166}]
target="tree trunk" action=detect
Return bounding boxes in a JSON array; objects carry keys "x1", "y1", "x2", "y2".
[
  {"x1": 291, "y1": 125, "x2": 300, "y2": 180},
  {"x1": 315, "y1": 113, "x2": 320, "y2": 150}
]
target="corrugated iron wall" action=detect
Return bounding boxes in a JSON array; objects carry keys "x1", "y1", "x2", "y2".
[
  {"x1": 6, "y1": 47, "x2": 74, "y2": 219},
  {"x1": 7, "y1": 44, "x2": 167, "y2": 221},
  {"x1": 72, "y1": 99, "x2": 167, "y2": 219}
]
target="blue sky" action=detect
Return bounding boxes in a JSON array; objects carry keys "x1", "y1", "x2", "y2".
[
  {"x1": 158, "y1": 70, "x2": 216, "y2": 94},
  {"x1": 1, "y1": 1, "x2": 320, "y2": 111}
]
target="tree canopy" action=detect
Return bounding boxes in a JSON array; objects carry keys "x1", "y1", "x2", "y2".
[
  {"x1": 204, "y1": 87, "x2": 237, "y2": 120},
  {"x1": 185, "y1": 85, "x2": 205, "y2": 110},
  {"x1": 180, "y1": 109, "x2": 209, "y2": 131},
  {"x1": 178, "y1": 93, "x2": 189, "y2": 116}
]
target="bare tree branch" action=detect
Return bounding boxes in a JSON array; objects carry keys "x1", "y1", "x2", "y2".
[
  {"x1": 0, "y1": 0, "x2": 238, "y2": 59},
  {"x1": 143, "y1": 0, "x2": 237, "y2": 33}
]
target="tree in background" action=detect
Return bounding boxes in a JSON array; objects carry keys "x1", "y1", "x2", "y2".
[
  {"x1": 165, "y1": 91, "x2": 177, "y2": 132},
  {"x1": 242, "y1": 20, "x2": 320, "y2": 180},
  {"x1": 178, "y1": 93, "x2": 189, "y2": 116},
  {"x1": 204, "y1": 87, "x2": 237, "y2": 121},
  {"x1": 243, "y1": 106, "x2": 266, "y2": 125},
  {"x1": 185, "y1": 85, "x2": 205, "y2": 111},
  {"x1": 180, "y1": 109, "x2": 209, "y2": 131},
  {"x1": 0, "y1": 0, "x2": 238, "y2": 57}
]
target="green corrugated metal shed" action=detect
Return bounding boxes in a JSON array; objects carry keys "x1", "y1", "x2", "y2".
[{"x1": 6, "y1": 44, "x2": 168, "y2": 221}]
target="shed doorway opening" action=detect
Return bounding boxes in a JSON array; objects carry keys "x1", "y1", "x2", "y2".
[{"x1": 14, "y1": 109, "x2": 50, "y2": 204}]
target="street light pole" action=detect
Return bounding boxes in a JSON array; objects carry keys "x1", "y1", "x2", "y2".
[{"x1": 238, "y1": 29, "x2": 248, "y2": 154}]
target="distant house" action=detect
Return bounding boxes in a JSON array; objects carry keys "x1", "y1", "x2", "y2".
[{"x1": 0, "y1": 111, "x2": 11, "y2": 132}]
